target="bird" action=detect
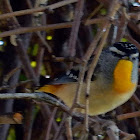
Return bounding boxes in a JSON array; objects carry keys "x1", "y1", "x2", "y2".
[{"x1": 39, "y1": 42, "x2": 139, "y2": 116}]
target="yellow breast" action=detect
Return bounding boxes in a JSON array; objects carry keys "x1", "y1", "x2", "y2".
[{"x1": 113, "y1": 59, "x2": 136, "y2": 94}]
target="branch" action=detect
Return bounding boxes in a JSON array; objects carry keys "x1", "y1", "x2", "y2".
[
  {"x1": 0, "y1": 18, "x2": 108, "y2": 38},
  {"x1": 117, "y1": 111, "x2": 140, "y2": 121},
  {"x1": 0, "y1": 113, "x2": 23, "y2": 124},
  {"x1": 0, "y1": 92, "x2": 71, "y2": 114},
  {"x1": 68, "y1": 0, "x2": 85, "y2": 57},
  {"x1": 0, "y1": 0, "x2": 78, "y2": 20}
]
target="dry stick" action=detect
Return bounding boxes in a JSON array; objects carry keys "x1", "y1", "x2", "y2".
[
  {"x1": 36, "y1": 31, "x2": 52, "y2": 53},
  {"x1": 70, "y1": 25, "x2": 106, "y2": 120},
  {"x1": 0, "y1": 17, "x2": 107, "y2": 38},
  {"x1": 106, "y1": 129, "x2": 119, "y2": 140},
  {"x1": 26, "y1": 0, "x2": 52, "y2": 53},
  {"x1": 2, "y1": 67, "x2": 20, "y2": 85},
  {"x1": 68, "y1": 0, "x2": 85, "y2": 57},
  {"x1": 26, "y1": 0, "x2": 33, "y2": 8},
  {"x1": 4, "y1": 2, "x2": 38, "y2": 140},
  {"x1": 0, "y1": 22, "x2": 72, "y2": 38},
  {"x1": 115, "y1": 8, "x2": 128, "y2": 42},
  {"x1": 0, "y1": 0, "x2": 78, "y2": 20},
  {"x1": 1, "y1": 1, "x2": 23, "y2": 139},
  {"x1": 120, "y1": 131, "x2": 135, "y2": 140},
  {"x1": 0, "y1": 113, "x2": 22, "y2": 124},
  {"x1": 85, "y1": 3, "x2": 103, "y2": 23},
  {"x1": 124, "y1": 33, "x2": 140, "y2": 50},
  {"x1": 129, "y1": 12, "x2": 140, "y2": 20},
  {"x1": 34, "y1": 16, "x2": 47, "y2": 75},
  {"x1": 40, "y1": 105, "x2": 59, "y2": 130},
  {"x1": 84, "y1": 0, "x2": 120, "y2": 135},
  {"x1": 4, "y1": 0, "x2": 38, "y2": 86},
  {"x1": 0, "y1": 92, "x2": 70, "y2": 113},
  {"x1": 23, "y1": 104, "x2": 34, "y2": 140},
  {"x1": 84, "y1": 17, "x2": 107, "y2": 25},
  {"x1": 65, "y1": 117, "x2": 73, "y2": 140},
  {"x1": 117, "y1": 111, "x2": 140, "y2": 121},
  {"x1": 127, "y1": 21, "x2": 140, "y2": 38},
  {"x1": 34, "y1": 46, "x2": 45, "y2": 76},
  {"x1": 84, "y1": 23, "x2": 111, "y2": 132},
  {"x1": 69, "y1": 25, "x2": 106, "y2": 140},
  {"x1": 32, "y1": 1, "x2": 57, "y2": 137},
  {"x1": 53, "y1": 114, "x2": 67, "y2": 140},
  {"x1": 0, "y1": 18, "x2": 108, "y2": 38},
  {"x1": 15, "y1": 39, "x2": 38, "y2": 85},
  {"x1": 131, "y1": 94, "x2": 140, "y2": 106},
  {"x1": 0, "y1": 80, "x2": 32, "y2": 91},
  {"x1": 4, "y1": 0, "x2": 20, "y2": 26},
  {"x1": 131, "y1": 103, "x2": 140, "y2": 138},
  {"x1": 66, "y1": 0, "x2": 85, "y2": 138},
  {"x1": 96, "y1": 0, "x2": 110, "y2": 8},
  {"x1": 40, "y1": 105, "x2": 65, "y2": 140},
  {"x1": 45, "y1": 107, "x2": 58, "y2": 140}
]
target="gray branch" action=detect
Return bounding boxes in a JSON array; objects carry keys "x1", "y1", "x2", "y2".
[{"x1": 0, "y1": 92, "x2": 70, "y2": 114}]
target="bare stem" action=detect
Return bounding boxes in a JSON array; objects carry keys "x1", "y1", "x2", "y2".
[{"x1": 0, "y1": 0, "x2": 78, "y2": 20}]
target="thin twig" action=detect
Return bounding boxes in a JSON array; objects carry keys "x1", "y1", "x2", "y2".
[
  {"x1": 23, "y1": 104, "x2": 34, "y2": 140},
  {"x1": 115, "y1": 8, "x2": 128, "y2": 42},
  {"x1": 106, "y1": 129, "x2": 119, "y2": 140},
  {"x1": 84, "y1": 21, "x2": 111, "y2": 132},
  {"x1": 0, "y1": 0, "x2": 78, "y2": 20},
  {"x1": 68, "y1": 0, "x2": 85, "y2": 57},
  {"x1": 0, "y1": 18, "x2": 108, "y2": 38},
  {"x1": 4, "y1": 0, "x2": 38, "y2": 86},
  {"x1": 0, "y1": 80, "x2": 32, "y2": 91},
  {"x1": 131, "y1": 94, "x2": 140, "y2": 106},
  {"x1": 40, "y1": 104, "x2": 59, "y2": 132},
  {"x1": 0, "y1": 22, "x2": 72, "y2": 38},
  {"x1": 85, "y1": 3, "x2": 103, "y2": 23},
  {"x1": 65, "y1": 116, "x2": 73, "y2": 140},
  {"x1": 0, "y1": 92, "x2": 72, "y2": 115},
  {"x1": 26, "y1": 0, "x2": 52, "y2": 53},
  {"x1": 16, "y1": 38, "x2": 38, "y2": 86},
  {"x1": 45, "y1": 107, "x2": 58, "y2": 140},
  {"x1": 2, "y1": 67, "x2": 21, "y2": 85},
  {"x1": 53, "y1": 113, "x2": 67, "y2": 140},
  {"x1": 83, "y1": 0, "x2": 120, "y2": 135},
  {"x1": 34, "y1": 46, "x2": 45, "y2": 77},
  {"x1": 120, "y1": 131, "x2": 135, "y2": 140},
  {"x1": 124, "y1": 33, "x2": 140, "y2": 50},
  {"x1": 0, "y1": 113, "x2": 23, "y2": 124},
  {"x1": 117, "y1": 111, "x2": 140, "y2": 121}
]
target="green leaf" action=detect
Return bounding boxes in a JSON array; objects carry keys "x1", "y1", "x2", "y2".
[
  {"x1": 31, "y1": 61, "x2": 37, "y2": 68},
  {"x1": 46, "y1": 35, "x2": 53, "y2": 41},
  {"x1": 100, "y1": 8, "x2": 107, "y2": 15},
  {"x1": 7, "y1": 128, "x2": 16, "y2": 140},
  {"x1": 32, "y1": 44, "x2": 39, "y2": 56},
  {"x1": 121, "y1": 38, "x2": 128, "y2": 42}
]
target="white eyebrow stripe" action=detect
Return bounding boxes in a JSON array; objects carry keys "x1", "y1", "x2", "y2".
[
  {"x1": 131, "y1": 53, "x2": 139, "y2": 58},
  {"x1": 109, "y1": 47, "x2": 126, "y2": 55}
]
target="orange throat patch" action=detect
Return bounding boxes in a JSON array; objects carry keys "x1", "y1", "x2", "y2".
[{"x1": 113, "y1": 60, "x2": 136, "y2": 94}]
